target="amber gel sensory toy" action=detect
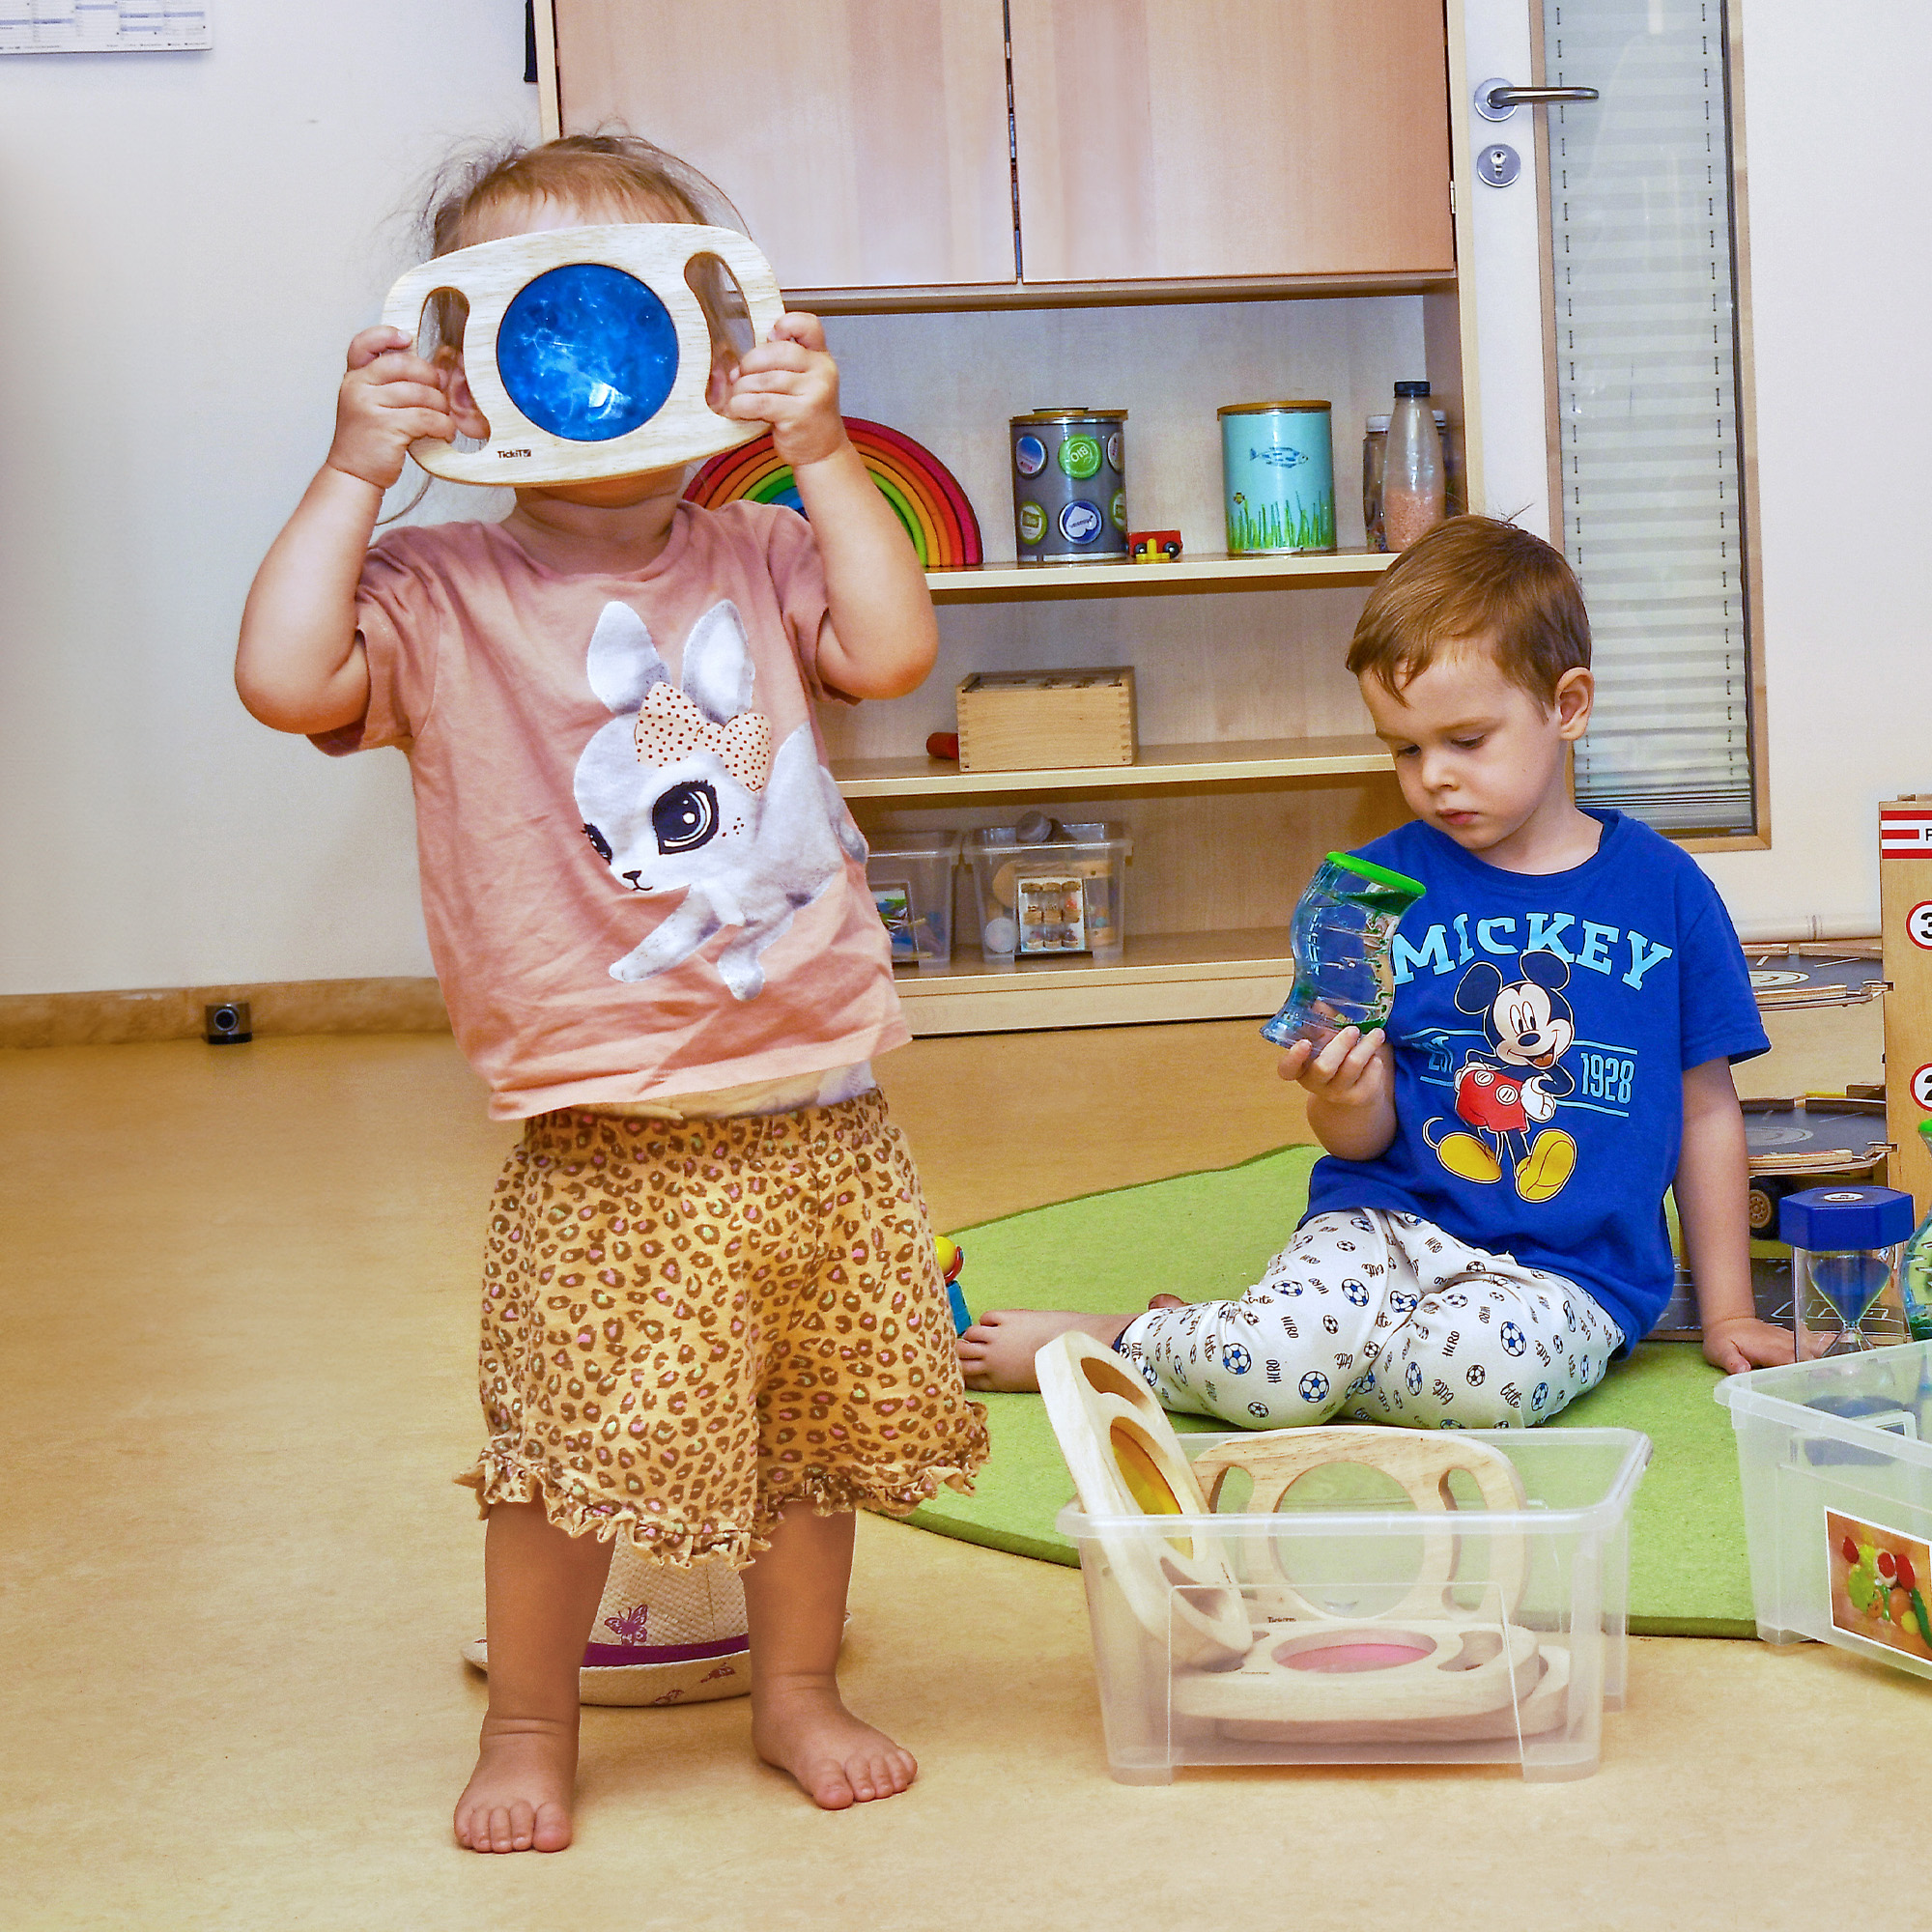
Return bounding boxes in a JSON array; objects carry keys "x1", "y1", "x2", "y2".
[{"x1": 1261, "y1": 851, "x2": 1426, "y2": 1050}]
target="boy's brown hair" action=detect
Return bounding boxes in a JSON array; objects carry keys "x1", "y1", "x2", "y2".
[{"x1": 1346, "y1": 516, "x2": 1590, "y2": 703}]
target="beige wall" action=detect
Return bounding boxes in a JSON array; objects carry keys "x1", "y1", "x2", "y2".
[
  {"x1": 0, "y1": 3, "x2": 535, "y2": 995},
  {"x1": 0, "y1": 0, "x2": 1917, "y2": 997}
]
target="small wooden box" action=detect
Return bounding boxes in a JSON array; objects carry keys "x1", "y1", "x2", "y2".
[{"x1": 954, "y1": 668, "x2": 1138, "y2": 773}]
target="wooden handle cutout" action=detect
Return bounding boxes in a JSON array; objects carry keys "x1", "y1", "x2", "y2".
[{"x1": 1190, "y1": 1427, "x2": 1529, "y2": 1623}]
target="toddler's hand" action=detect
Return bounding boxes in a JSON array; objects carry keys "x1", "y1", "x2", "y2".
[
  {"x1": 1701, "y1": 1314, "x2": 1794, "y2": 1376},
  {"x1": 724, "y1": 312, "x2": 845, "y2": 469},
  {"x1": 327, "y1": 327, "x2": 464, "y2": 492},
  {"x1": 1278, "y1": 1025, "x2": 1392, "y2": 1108}
]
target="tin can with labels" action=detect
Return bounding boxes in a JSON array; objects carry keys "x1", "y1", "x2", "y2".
[
  {"x1": 1219, "y1": 400, "x2": 1336, "y2": 555},
  {"x1": 1010, "y1": 409, "x2": 1128, "y2": 563}
]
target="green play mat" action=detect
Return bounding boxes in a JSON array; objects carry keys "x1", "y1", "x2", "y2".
[{"x1": 907, "y1": 1146, "x2": 1754, "y2": 1637}]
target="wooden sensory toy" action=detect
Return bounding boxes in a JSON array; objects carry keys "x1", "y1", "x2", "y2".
[
  {"x1": 1037, "y1": 1333, "x2": 1553, "y2": 1738},
  {"x1": 1189, "y1": 1426, "x2": 1529, "y2": 1622},
  {"x1": 1034, "y1": 1334, "x2": 1253, "y2": 1666},
  {"x1": 381, "y1": 223, "x2": 784, "y2": 488}
]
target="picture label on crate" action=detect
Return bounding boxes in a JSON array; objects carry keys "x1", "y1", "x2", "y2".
[
  {"x1": 871, "y1": 882, "x2": 918, "y2": 963},
  {"x1": 1827, "y1": 1510, "x2": 1932, "y2": 1663},
  {"x1": 1914, "y1": 1065, "x2": 1932, "y2": 1112},
  {"x1": 1910, "y1": 901, "x2": 1932, "y2": 950}
]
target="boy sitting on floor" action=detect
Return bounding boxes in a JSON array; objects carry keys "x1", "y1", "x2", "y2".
[{"x1": 958, "y1": 517, "x2": 1793, "y2": 1427}]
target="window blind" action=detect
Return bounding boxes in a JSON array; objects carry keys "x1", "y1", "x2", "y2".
[{"x1": 1545, "y1": 0, "x2": 1755, "y2": 836}]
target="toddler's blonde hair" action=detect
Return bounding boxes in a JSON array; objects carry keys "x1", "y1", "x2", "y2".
[{"x1": 414, "y1": 133, "x2": 751, "y2": 355}]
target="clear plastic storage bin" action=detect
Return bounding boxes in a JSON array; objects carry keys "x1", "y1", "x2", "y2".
[
  {"x1": 964, "y1": 821, "x2": 1132, "y2": 967},
  {"x1": 1717, "y1": 1343, "x2": 1932, "y2": 1671},
  {"x1": 864, "y1": 831, "x2": 960, "y2": 970},
  {"x1": 1057, "y1": 1427, "x2": 1650, "y2": 1783}
]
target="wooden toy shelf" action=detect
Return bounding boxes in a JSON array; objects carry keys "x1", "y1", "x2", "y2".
[
  {"x1": 923, "y1": 551, "x2": 1396, "y2": 602},
  {"x1": 834, "y1": 734, "x2": 1391, "y2": 801}
]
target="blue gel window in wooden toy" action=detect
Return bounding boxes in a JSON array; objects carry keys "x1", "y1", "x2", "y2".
[{"x1": 496, "y1": 263, "x2": 679, "y2": 442}]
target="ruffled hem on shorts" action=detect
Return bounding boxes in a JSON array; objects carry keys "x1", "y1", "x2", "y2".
[{"x1": 458, "y1": 1435, "x2": 989, "y2": 1571}]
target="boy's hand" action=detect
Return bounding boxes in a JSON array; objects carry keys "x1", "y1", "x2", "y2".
[
  {"x1": 724, "y1": 312, "x2": 845, "y2": 469},
  {"x1": 1701, "y1": 1314, "x2": 1795, "y2": 1375},
  {"x1": 1278, "y1": 1025, "x2": 1392, "y2": 1109},
  {"x1": 327, "y1": 327, "x2": 462, "y2": 492}
]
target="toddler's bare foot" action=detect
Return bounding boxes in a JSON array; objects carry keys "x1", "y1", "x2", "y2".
[
  {"x1": 753, "y1": 1679, "x2": 917, "y2": 1810},
  {"x1": 453, "y1": 1716, "x2": 577, "y2": 1854},
  {"x1": 955, "y1": 1308, "x2": 1135, "y2": 1392}
]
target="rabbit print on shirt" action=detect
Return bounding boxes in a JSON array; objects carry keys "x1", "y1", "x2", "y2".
[{"x1": 573, "y1": 598, "x2": 867, "y2": 1000}]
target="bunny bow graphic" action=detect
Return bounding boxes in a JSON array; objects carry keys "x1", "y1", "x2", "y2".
[
  {"x1": 574, "y1": 598, "x2": 867, "y2": 1001},
  {"x1": 634, "y1": 682, "x2": 774, "y2": 792}
]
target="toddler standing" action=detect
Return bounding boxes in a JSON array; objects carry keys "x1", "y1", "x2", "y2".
[{"x1": 237, "y1": 135, "x2": 988, "y2": 1852}]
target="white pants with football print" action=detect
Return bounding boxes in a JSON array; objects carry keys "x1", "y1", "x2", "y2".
[{"x1": 1115, "y1": 1209, "x2": 1625, "y2": 1431}]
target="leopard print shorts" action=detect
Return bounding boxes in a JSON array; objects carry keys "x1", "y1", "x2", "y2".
[{"x1": 459, "y1": 1089, "x2": 989, "y2": 1565}]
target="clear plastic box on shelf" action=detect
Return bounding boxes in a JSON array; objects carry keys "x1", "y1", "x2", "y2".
[
  {"x1": 863, "y1": 831, "x2": 960, "y2": 970},
  {"x1": 1717, "y1": 1343, "x2": 1932, "y2": 1671},
  {"x1": 1057, "y1": 1427, "x2": 1650, "y2": 1783},
  {"x1": 963, "y1": 820, "x2": 1132, "y2": 968}
]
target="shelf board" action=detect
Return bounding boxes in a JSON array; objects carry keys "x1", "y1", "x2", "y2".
[
  {"x1": 889, "y1": 927, "x2": 1294, "y2": 1034},
  {"x1": 794, "y1": 270, "x2": 1457, "y2": 316},
  {"x1": 923, "y1": 550, "x2": 1396, "y2": 601},
  {"x1": 836, "y1": 733, "x2": 1392, "y2": 799}
]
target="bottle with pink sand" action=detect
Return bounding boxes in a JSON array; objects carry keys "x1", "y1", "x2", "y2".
[{"x1": 1383, "y1": 380, "x2": 1446, "y2": 553}]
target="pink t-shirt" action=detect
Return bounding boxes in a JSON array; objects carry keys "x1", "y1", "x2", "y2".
[{"x1": 324, "y1": 500, "x2": 909, "y2": 1119}]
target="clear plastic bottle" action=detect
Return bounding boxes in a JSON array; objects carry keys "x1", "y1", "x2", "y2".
[
  {"x1": 1261, "y1": 852, "x2": 1426, "y2": 1049},
  {"x1": 1383, "y1": 380, "x2": 1446, "y2": 553},
  {"x1": 1363, "y1": 413, "x2": 1389, "y2": 552},
  {"x1": 1365, "y1": 408, "x2": 1461, "y2": 553}
]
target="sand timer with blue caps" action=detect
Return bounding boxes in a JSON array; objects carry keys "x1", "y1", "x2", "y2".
[
  {"x1": 1261, "y1": 852, "x2": 1426, "y2": 1049},
  {"x1": 1780, "y1": 1185, "x2": 1917, "y2": 1358}
]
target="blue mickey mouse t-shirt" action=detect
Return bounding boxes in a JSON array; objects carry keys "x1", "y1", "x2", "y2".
[{"x1": 1301, "y1": 810, "x2": 1769, "y2": 1348}]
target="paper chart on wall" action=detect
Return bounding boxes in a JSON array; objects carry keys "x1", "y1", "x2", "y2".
[{"x1": 1, "y1": 2, "x2": 210, "y2": 52}]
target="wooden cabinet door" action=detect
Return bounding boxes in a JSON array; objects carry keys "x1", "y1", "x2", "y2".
[
  {"x1": 550, "y1": 0, "x2": 1016, "y2": 293},
  {"x1": 1008, "y1": 0, "x2": 1455, "y2": 284}
]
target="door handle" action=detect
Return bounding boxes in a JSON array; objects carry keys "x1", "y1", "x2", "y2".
[{"x1": 1474, "y1": 79, "x2": 1601, "y2": 123}]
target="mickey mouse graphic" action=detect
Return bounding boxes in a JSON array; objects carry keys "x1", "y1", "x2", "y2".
[{"x1": 1424, "y1": 949, "x2": 1579, "y2": 1203}]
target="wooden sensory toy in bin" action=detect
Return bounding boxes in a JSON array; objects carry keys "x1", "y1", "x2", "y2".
[
  {"x1": 381, "y1": 223, "x2": 784, "y2": 488},
  {"x1": 1037, "y1": 1333, "x2": 1598, "y2": 1772}
]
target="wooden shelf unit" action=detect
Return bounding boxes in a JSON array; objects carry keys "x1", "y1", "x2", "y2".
[{"x1": 540, "y1": 0, "x2": 1487, "y2": 1037}]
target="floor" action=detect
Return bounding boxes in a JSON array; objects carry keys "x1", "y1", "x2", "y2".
[{"x1": 5, "y1": 1002, "x2": 1921, "y2": 1932}]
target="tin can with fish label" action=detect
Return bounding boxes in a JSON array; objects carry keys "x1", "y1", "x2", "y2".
[
  {"x1": 1219, "y1": 400, "x2": 1335, "y2": 555},
  {"x1": 1011, "y1": 409, "x2": 1128, "y2": 564}
]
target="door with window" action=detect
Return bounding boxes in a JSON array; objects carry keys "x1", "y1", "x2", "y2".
[{"x1": 1462, "y1": 0, "x2": 1762, "y2": 841}]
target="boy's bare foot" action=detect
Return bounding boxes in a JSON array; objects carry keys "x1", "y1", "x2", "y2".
[
  {"x1": 453, "y1": 1716, "x2": 577, "y2": 1854},
  {"x1": 955, "y1": 1308, "x2": 1136, "y2": 1391},
  {"x1": 753, "y1": 1679, "x2": 917, "y2": 1809}
]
